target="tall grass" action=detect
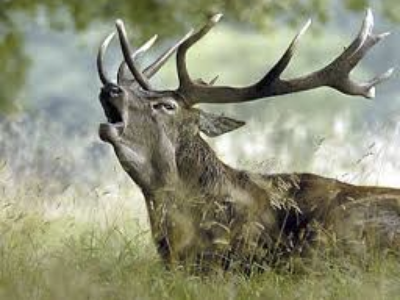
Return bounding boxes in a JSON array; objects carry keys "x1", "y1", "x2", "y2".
[{"x1": 0, "y1": 183, "x2": 399, "y2": 300}]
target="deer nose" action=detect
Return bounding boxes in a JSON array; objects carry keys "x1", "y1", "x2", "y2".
[
  {"x1": 110, "y1": 86, "x2": 122, "y2": 97},
  {"x1": 101, "y1": 84, "x2": 123, "y2": 98}
]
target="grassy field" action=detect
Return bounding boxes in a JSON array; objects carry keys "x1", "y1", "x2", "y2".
[{"x1": 0, "y1": 184, "x2": 399, "y2": 300}]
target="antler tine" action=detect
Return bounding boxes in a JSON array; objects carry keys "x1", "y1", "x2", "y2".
[
  {"x1": 362, "y1": 68, "x2": 394, "y2": 98},
  {"x1": 325, "y1": 8, "x2": 393, "y2": 98},
  {"x1": 259, "y1": 19, "x2": 312, "y2": 86},
  {"x1": 341, "y1": 8, "x2": 374, "y2": 60},
  {"x1": 176, "y1": 14, "x2": 223, "y2": 89},
  {"x1": 97, "y1": 31, "x2": 116, "y2": 85},
  {"x1": 117, "y1": 30, "x2": 194, "y2": 86},
  {"x1": 144, "y1": 29, "x2": 194, "y2": 78},
  {"x1": 174, "y1": 9, "x2": 393, "y2": 106},
  {"x1": 260, "y1": 9, "x2": 392, "y2": 98},
  {"x1": 117, "y1": 34, "x2": 158, "y2": 85},
  {"x1": 115, "y1": 19, "x2": 152, "y2": 91}
]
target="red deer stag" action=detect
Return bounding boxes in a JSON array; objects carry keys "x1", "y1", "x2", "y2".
[{"x1": 96, "y1": 9, "x2": 399, "y2": 272}]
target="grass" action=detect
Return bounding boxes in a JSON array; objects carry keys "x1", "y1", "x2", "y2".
[{"x1": 0, "y1": 185, "x2": 400, "y2": 300}]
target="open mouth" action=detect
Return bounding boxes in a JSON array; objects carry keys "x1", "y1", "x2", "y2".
[
  {"x1": 99, "y1": 94, "x2": 126, "y2": 140},
  {"x1": 99, "y1": 85, "x2": 126, "y2": 126},
  {"x1": 99, "y1": 85, "x2": 129, "y2": 141},
  {"x1": 103, "y1": 100, "x2": 123, "y2": 125},
  {"x1": 99, "y1": 100, "x2": 125, "y2": 142}
]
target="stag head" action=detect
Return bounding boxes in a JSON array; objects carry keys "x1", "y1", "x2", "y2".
[
  {"x1": 97, "y1": 17, "x2": 245, "y2": 192},
  {"x1": 97, "y1": 10, "x2": 392, "y2": 193}
]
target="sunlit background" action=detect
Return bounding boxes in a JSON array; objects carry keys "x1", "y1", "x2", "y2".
[{"x1": 0, "y1": 1, "x2": 399, "y2": 220}]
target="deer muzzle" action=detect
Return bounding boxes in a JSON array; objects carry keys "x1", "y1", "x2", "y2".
[{"x1": 99, "y1": 84, "x2": 128, "y2": 142}]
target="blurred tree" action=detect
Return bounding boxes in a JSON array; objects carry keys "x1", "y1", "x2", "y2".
[
  {"x1": 0, "y1": 18, "x2": 30, "y2": 113},
  {"x1": 0, "y1": 0, "x2": 398, "y2": 113}
]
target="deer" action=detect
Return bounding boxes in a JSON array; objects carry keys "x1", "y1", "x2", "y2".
[{"x1": 96, "y1": 9, "x2": 399, "y2": 273}]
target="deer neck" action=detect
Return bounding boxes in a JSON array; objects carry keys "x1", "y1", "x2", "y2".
[
  {"x1": 142, "y1": 134, "x2": 265, "y2": 212},
  {"x1": 141, "y1": 134, "x2": 231, "y2": 197},
  {"x1": 175, "y1": 134, "x2": 235, "y2": 194}
]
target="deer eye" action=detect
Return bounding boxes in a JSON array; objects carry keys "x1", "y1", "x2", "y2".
[
  {"x1": 163, "y1": 103, "x2": 176, "y2": 111},
  {"x1": 152, "y1": 102, "x2": 176, "y2": 112}
]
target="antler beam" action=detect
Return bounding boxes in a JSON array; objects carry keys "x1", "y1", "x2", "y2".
[{"x1": 176, "y1": 9, "x2": 393, "y2": 106}]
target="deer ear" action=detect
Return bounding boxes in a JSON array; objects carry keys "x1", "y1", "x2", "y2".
[{"x1": 198, "y1": 110, "x2": 246, "y2": 137}]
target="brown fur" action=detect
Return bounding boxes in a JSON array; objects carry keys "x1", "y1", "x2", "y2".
[
  {"x1": 98, "y1": 84, "x2": 400, "y2": 273},
  {"x1": 96, "y1": 13, "x2": 398, "y2": 272},
  {"x1": 141, "y1": 133, "x2": 400, "y2": 273}
]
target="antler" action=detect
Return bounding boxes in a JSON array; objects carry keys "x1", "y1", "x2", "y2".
[
  {"x1": 97, "y1": 31, "x2": 116, "y2": 86},
  {"x1": 143, "y1": 30, "x2": 194, "y2": 78},
  {"x1": 115, "y1": 19, "x2": 152, "y2": 90},
  {"x1": 117, "y1": 34, "x2": 158, "y2": 85},
  {"x1": 117, "y1": 30, "x2": 193, "y2": 85},
  {"x1": 176, "y1": 9, "x2": 394, "y2": 106},
  {"x1": 98, "y1": 19, "x2": 193, "y2": 88}
]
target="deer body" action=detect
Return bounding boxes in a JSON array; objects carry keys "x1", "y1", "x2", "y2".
[
  {"x1": 96, "y1": 9, "x2": 399, "y2": 271},
  {"x1": 141, "y1": 133, "x2": 400, "y2": 270}
]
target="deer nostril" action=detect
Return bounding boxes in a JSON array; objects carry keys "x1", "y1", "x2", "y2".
[
  {"x1": 101, "y1": 84, "x2": 122, "y2": 97},
  {"x1": 110, "y1": 86, "x2": 122, "y2": 96},
  {"x1": 104, "y1": 86, "x2": 122, "y2": 99}
]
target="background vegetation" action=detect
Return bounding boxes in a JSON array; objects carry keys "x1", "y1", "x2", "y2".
[{"x1": 0, "y1": 0, "x2": 399, "y2": 299}]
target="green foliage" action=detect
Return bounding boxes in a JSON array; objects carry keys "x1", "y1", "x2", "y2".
[
  {"x1": 0, "y1": 29, "x2": 29, "y2": 113},
  {"x1": 2, "y1": 0, "x2": 398, "y2": 33},
  {"x1": 0, "y1": 0, "x2": 398, "y2": 113}
]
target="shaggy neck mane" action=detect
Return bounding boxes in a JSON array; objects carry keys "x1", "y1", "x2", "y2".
[{"x1": 176, "y1": 134, "x2": 234, "y2": 191}]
